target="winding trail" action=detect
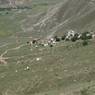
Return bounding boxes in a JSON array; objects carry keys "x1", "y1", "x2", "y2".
[{"x1": 0, "y1": 43, "x2": 26, "y2": 64}]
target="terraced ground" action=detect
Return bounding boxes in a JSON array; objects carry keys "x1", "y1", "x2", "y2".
[{"x1": 0, "y1": 0, "x2": 95, "y2": 95}]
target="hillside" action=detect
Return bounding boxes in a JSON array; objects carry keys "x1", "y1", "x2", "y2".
[
  {"x1": 6, "y1": 0, "x2": 95, "y2": 37},
  {"x1": 0, "y1": 0, "x2": 95, "y2": 95},
  {"x1": 0, "y1": 0, "x2": 94, "y2": 38},
  {"x1": 31, "y1": 0, "x2": 95, "y2": 38}
]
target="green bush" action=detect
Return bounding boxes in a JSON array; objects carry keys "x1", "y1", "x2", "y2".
[
  {"x1": 82, "y1": 40, "x2": 88, "y2": 46},
  {"x1": 80, "y1": 88, "x2": 88, "y2": 95},
  {"x1": 54, "y1": 36, "x2": 61, "y2": 42},
  {"x1": 81, "y1": 32, "x2": 92, "y2": 40},
  {"x1": 61, "y1": 35, "x2": 66, "y2": 40}
]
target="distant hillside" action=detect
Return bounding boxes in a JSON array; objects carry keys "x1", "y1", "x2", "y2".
[{"x1": 0, "y1": 0, "x2": 32, "y2": 7}]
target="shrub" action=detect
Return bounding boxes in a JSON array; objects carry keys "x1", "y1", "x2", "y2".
[
  {"x1": 81, "y1": 32, "x2": 87, "y2": 40},
  {"x1": 82, "y1": 40, "x2": 88, "y2": 46},
  {"x1": 32, "y1": 40, "x2": 37, "y2": 44},
  {"x1": 80, "y1": 88, "x2": 88, "y2": 95},
  {"x1": 71, "y1": 37, "x2": 77, "y2": 42},
  {"x1": 49, "y1": 44, "x2": 53, "y2": 47},
  {"x1": 81, "y1": 31, "x2": 92, "y2": 40},
  {"x1": 61, "y1": 35, "x2": 66, "y2": 40},
  {"x1": 54, "y1": 36, "x2": 61, "y2": 42},
  {"x1": 71, "y1": 33, "x2": 79, "y2": 42},
  {"x1": 87, "y1": 35, "x2": 92, "y2": 39}
]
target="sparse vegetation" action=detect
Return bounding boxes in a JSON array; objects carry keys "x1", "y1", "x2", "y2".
[
  {"x1": 80, "y1": 88, "x2": 89, "y2": 95},
  {"x1": 0, "y1": 0, "x2": 95, "y2": 95},
  {"x1": 82, "y1": 40, "x2": 88, "y2": 46},
  {"x1": 54, "y1": 36, "x2": 61, "y2": 42}
]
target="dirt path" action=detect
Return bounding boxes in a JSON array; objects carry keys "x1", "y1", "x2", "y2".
[{"x1": 0, "y1": 44, "x2": 26, "y2": 64}]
